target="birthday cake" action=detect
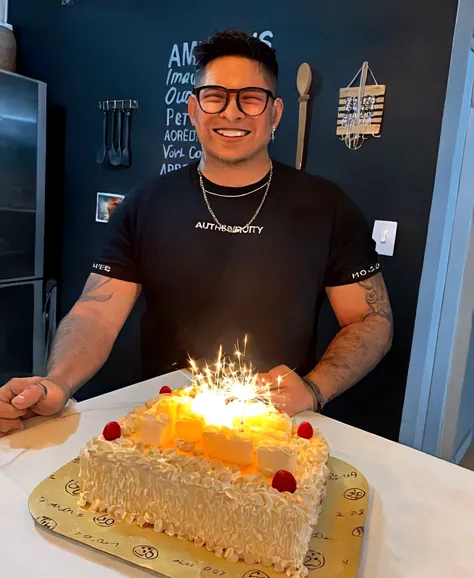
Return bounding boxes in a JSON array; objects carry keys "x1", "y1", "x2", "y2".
[{"x1": 78, "y1": 354, "x2": 329, "y2": 578}]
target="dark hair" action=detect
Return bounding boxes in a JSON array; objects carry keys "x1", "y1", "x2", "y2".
[{"x1": 194, "y1": 29, "x2": 278, "y2": 92}]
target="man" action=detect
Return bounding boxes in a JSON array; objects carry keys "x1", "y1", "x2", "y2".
[{"x1": 0, "y1": 30, "x2": 392, "y2": 435}]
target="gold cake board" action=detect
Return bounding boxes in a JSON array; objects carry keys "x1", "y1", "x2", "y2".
[{"x1": 29, "y1": 456, "x2": 368, "y2": 577}]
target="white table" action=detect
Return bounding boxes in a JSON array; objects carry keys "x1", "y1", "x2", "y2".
[{"x1": 1, "y1": 372, "x2": 474, "y2": 578}]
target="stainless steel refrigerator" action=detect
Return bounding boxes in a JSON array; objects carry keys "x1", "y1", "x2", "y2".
[{"x1": 0, "y1": 68, "x2": 55, "y2": 384}]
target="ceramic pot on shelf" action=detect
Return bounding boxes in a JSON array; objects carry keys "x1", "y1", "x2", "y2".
[{"x1": 0, "y1": 23, "x2": 16, "y2": 72}]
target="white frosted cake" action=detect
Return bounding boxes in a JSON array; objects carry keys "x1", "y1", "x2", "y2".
[{"x1": 78, "y1": 383, "x2": 329, "y2": 577}]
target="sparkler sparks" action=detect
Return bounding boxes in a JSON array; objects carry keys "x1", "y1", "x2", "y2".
[{"x1": 187, "y1": 336, "x2": 276, "y2": 428}]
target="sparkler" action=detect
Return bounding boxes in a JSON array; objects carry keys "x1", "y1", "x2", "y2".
[
  {"x1": 187, "y1": 336, "x2": 276, "y2": 428},
  {"x1": 171, "y1": 336, "x2": 298, "y2": 427}
]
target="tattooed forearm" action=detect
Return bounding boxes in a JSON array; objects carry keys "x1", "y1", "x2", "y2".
[
  {"x1": 307, "y1": 274, "x2": 393, "y2": 405},
  {"x1": 43, "y1": 273, "x2": 140, "y2": 394},
  {"x1": 307, "y1": 316, "x2": 391, "y2": 405},
  {"x1": 45, "y1": 310, "x2": 117, "y2": 394},
  {"x1": 78, "y1": 274, "x2": 114, "y2": 303}
]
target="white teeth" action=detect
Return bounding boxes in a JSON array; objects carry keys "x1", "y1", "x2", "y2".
[{"x1": 215, "y1": 129, "x2": 248, "y2": 137}]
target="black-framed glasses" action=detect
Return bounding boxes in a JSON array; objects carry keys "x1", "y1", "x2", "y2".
[{"x1": 193, "y1": 85, "x2": 276, "y2": 116}]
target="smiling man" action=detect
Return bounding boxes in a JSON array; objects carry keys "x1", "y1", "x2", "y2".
[{"x1": 0, "y1": 29, "x2": 392, "y2": 434}]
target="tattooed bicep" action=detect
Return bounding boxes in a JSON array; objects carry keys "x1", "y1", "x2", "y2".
[
  {"x1": 326, "y1": 272, "x2": 393, "y2": 327},
  {"x1": 78, "y1": 273, "x2": 114, "y2": 303},
  {"x1": 357, "y1": 273, "x2": 392, "y2": 324}
]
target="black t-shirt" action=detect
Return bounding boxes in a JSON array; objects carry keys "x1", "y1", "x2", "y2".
[{"x1": 92, "y1": 160, "x2": 379, "y2": 379}]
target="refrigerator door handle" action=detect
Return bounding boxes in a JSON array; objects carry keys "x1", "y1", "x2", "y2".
[{"x1": 42, "y1": 279, "x2": 57, "y2": 371}]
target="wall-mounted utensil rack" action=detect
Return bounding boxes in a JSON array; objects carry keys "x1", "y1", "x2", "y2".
[
  {"x1": 98, "y1": 99, "x2": 139, "y2": 111},
  {"x1": 97, "y1": 100, "x2": 139, "y2": 167}
]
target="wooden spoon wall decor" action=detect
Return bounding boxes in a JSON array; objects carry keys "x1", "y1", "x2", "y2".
[{"x1": 296, "y1": 62, "x2": 312, "y2": 170}]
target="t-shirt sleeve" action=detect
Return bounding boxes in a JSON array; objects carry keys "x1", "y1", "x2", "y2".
[
  {"x1": 324, "y1": 186, "x2": 380, "y2": 287},
  {"x1": 91, "y1": 191, "x2": 141, "y2": 283}
]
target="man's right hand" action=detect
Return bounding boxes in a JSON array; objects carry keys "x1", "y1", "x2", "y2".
[{"x1": 0, "y1": 377, "x2": 70, "y2": 435}]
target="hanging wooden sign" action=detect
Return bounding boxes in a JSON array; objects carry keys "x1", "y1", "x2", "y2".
[{"x1": 337, "y1": 62, "x2": 386, "y2": 150}]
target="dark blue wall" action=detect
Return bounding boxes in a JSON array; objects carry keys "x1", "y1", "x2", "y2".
[{"x1": 9, "y1": 0, "x2": 458, "y2": 440}]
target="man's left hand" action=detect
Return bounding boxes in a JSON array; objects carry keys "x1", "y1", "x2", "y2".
[{"x1": 258, "y1": 365, "x2": 314, "y2": 416}]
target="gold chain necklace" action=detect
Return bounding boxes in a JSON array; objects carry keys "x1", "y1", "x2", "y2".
[{"x1": 197, "y1": 161, "x2": 273, "y2": 231}]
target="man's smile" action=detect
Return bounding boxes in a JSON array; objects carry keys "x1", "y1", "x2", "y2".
[{"x1": 213, "y1": 128, "x2": 251, "y2": 138}]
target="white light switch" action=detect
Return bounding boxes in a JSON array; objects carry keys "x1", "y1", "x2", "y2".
[{"x1": 372, "y1": 220, "x2": 398, "y2": 256}]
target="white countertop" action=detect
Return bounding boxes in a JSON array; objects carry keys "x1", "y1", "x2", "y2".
[{"x1": 1, "y1": 371, "x2": 474, "y2": 578}]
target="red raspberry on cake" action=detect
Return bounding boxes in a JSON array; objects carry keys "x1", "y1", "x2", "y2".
[
  {"x1": 297, "y1": 421, "x2": 314, "y2": 439},
  {"x1": 272, "y1": 470, "x2": 297, "y2": 493},
  {"x1": 159, "y1": 386, "x2": 172, "y2": 394},
  {"x1": 103, "y1": 421, "x2": 121, "y2": 441}
]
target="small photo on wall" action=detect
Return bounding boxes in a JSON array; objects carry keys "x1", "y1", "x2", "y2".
[{"x1": 96, "y1": 192, "x2": 125, "y2": 223}]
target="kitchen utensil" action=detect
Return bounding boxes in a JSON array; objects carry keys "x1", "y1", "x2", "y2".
[
  {"x1": 296, "y1": 62, "x2": 312, "y2": 170},
  {"x1": 99, "y1": 100, "x2": 138, "y2": 167},
  {"x1": 96, "y1": 109, "x2": 108, "y2": 164},
  {"x1": 121, "y1": 110, "x2": 131, "y2": 167},
  {"x1": 108, "y1": 109, "x2": 117, "y2": 165},
  {"x1": 109, "y1": 109, "x2": 122, "y2": 166}
]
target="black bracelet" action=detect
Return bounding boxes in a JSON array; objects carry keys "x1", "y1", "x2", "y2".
[
  {"x1": 302, "y1": 377, "x2": 326, "y2": 414},
  {"x1": 302, "y1": 381, "x2": 320, "y2": 413}
]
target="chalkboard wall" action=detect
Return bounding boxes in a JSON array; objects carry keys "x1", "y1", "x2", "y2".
[{"x1": 9, "y1": 0, "x2": 458, "y2": 440}]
